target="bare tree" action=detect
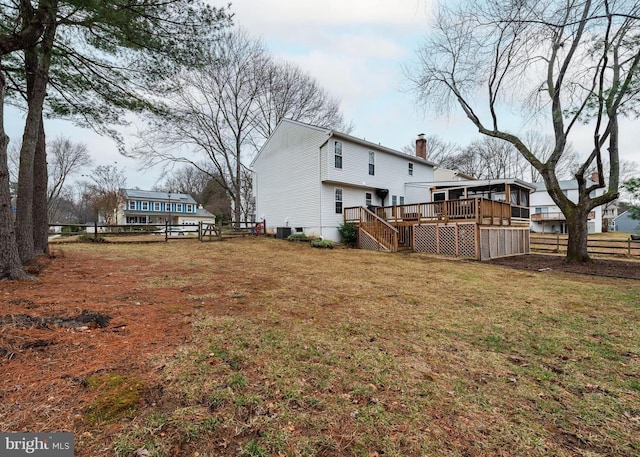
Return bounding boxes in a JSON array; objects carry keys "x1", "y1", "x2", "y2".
[
  {"x1": 410, "y1": 0, "x2": 640, "y2": 262},
  {"x1": 401, "y1": 134, "x2": 460, "y2": 166},
  {"x1": 86, "y1": 165, "x2": 126, "y2": 225},
  {"x1": 154, "y1": 164, "x2": 231, "y2": 221},
  {"x1": 47, "y1": 136, "x2": 92, "y2": 222},
  {"x1": 131, "y1": 29, "x2": 349, "y2": 226}
]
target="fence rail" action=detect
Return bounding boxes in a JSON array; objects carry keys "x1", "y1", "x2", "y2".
[{"x1": 530, "y1": 234, "x2": 640, "y2": 258}]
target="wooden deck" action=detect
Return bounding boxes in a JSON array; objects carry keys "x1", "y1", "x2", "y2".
[
  {"x1": 373, "y1": 198, "x2": 530, "y2": 227},
  {"x1": 344, "y1": 198, "x2": 531, "y2": 259}
]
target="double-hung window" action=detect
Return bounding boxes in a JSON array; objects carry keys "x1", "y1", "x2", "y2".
[
  {"x1": 128, "y1": 201, "x2": 135, "y2": 210},
  {"x1": 154, "y1": 202, "x2": 160, "y2": 211},
  {"x1": 368, "y1": 151, "x2": 375, "y2": 176},
  {"x1": 365, "y1": 192, "x2": 372, "y2": 207},
  {"x1": 335, "y1": 188, "x2": 343, "y2": 214},
  {"x1": 141, "y1": 201, "x2": 149, "y2": 210},
  {"x1": 334, "y1": 141, "x2": 343, "y2": 169},
  {"x1": 408, "y1": 163, "x2": 414, "y2": 176}
]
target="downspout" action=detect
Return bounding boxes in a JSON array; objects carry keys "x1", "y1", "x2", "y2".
[{"x1": 319, "y1": 143, "x2": 323, "y2": 239}]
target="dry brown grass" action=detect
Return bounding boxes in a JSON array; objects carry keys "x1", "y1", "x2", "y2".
[{"x1": 2, "y1": 238, "x2": 639, "y2": 456}]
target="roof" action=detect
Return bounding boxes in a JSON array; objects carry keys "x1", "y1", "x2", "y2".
[
  {"x1": 532, "y1": 178, "x2": 598, "y2": 192},
  {"x1": 408, "y1": 178, "x2": 537, "y2": 191},
  {"x1": 328, "y1": 130, "x2": 437, "y2": 167},
  {"x1": 251, "y1": 118, "x2": 437, "y2": 168},
  {"x1": 122, "y1": 189, "x2": 197, "y2": 204},
  {"x1": 194, "y1": 207, "x2": 215, "y2": 217}
]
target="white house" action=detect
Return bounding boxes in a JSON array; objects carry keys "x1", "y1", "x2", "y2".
[
  {"x1": 251, "y1": 119, "x2": 436, "y2": 241},
  {"x1": 529, "y1": 179, "x2": 603, "y2": 234},
  {"x1": 118, "y1": 189, "x2": 216, "y2": 227}
]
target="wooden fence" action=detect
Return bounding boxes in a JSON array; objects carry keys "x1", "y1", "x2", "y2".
[{"x1": 531, "y1": 234, "x2": 640, "y2": 258}]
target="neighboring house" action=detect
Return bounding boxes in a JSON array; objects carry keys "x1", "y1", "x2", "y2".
[
  {"x1": 529, "y1": 179, "x2": 604, "y2": 234},
  {"x1": 612, "y1": 210, "x2": 640, "y2": 233},
  {"x1": 251, "y1": 119, "x2": 436, "y2": 241},
  {"x1": 602, "y1": 199, "x2": 620, "y2": 231},
  {"x1": 118, "y1": 189, "x2": 216, "y2": 226},
  {"x1": 433, "y1": 167, "x2": 475, "y2": 182}
]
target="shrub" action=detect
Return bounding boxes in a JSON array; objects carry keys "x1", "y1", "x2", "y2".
[
  {"x1": 311, "y1": 239, "x2": 334, "y2": 249},
  {"x1": 77, "y1": 235, "x2": 106, "y2": 243},
  {"x1": 337, "y1": 222, "x2": 358, "y2": 247},
  {"x1": 287, "y1": 232, "x2": 308, "y2": 241}
]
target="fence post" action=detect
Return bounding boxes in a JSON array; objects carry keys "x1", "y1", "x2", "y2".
[
  {"x1": 94, "y1": 220, "x2": 98, "y2": 241},
  {"x1": 628, "y1": 237, "x2": 631, "y2": 257},
  {"x1": 165, "y1": 221, "x2": 168, "y2": 242}
]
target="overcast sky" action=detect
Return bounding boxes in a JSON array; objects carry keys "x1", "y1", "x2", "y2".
[{"x1": 5, "y1": 0, "x2": 639, "y2": 189}]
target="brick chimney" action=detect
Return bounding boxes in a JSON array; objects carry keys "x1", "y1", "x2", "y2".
[{"x1": 416, "y1": 133, "x2": 427, "y2": 160}]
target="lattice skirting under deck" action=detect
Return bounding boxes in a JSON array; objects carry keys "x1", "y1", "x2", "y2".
[
  {"x1": 414, "y1": 222, "x2": 478, "y2": 258},
  {"x1": 359, "y1": 228, "x2": 389, "y2": 251},
  {"x1": 413, "y1": 223, "x2": 529, "y2": 260}
]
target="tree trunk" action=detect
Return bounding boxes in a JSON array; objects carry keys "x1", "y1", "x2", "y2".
[
  {"x1": 0, "y1": 69, "x2": 33, "y2": 280},
  {"x1": 33, "y1": 119, "x2": 49, "y2": 256},
  {"x1": 15, "y1": 10, "x2": 56, "y2": 263},
  {"x1": 565, "y1": 208, "x2": 591, "y2": 263}
]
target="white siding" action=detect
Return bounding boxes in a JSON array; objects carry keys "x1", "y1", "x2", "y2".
[
  {"x1": 323, "y1": 138, "x2": 432, "y2": 194},
  {"x1": 253, "y1": 120, "x2": 328, "y2": 233},
  {"x1": 253, "y1": 119, "x2": 436, "y2": 241}
]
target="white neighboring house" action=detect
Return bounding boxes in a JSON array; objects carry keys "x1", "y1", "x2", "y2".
[
  {"x1": 118, "y1": 189, "x2": 216, "y2": 227},
  {"x1": 530, "y1": 179, "x2": 604, "y2": 234},
  {"x1": 251, "y1": 119, "x2": 436, "y2": 241}
]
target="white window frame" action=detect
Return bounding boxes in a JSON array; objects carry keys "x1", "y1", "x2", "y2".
[
  {"x1": 334, "y1": 141, "x2": 343, "y2": 169},
  {"x1": 365, "y1": 192, "x2": 372, "y2": 207},
  {"x1": 141, "y1": 201, "x2": 149, "y2": 210},
  {"x1": 368, "y1": 151, "x2": 375, "y2": 176},
  {"x1": 154, "y1": 202, "x2": 161, "y2": 211},
  {"x1": 128, "y1": 201, "x2": 135, "y2": 210},
  {"x1": 408, "y1": 163, "x2": 414, "y2": 176},
  {"x1": 335, "y1": 188, "x2": 343, "y2": 214},
  {"x1": 177, "y1": 203, "x2": 183, "y2": 212}
]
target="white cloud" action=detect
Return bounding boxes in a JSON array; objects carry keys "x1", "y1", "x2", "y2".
[{"x1": 229, "y1": 0, "x2": 433, "y2": 33}]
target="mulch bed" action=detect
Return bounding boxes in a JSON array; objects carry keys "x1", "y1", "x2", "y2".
[{"x1": 488, "y1": 253, "x2": 640, "y2": 280}]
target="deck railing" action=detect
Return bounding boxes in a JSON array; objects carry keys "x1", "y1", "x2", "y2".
[
  {"x1": 374, "y1": 198, "x2": 523, "y2": 226},
  {"x1": 344, "y1": 206, "x2": 398, "y2": 252},
  {"x1": 531, "y1": 211, "x2": 596, "y2": 222}
]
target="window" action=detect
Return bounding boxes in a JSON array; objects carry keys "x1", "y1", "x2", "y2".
[
  {"x1": 399, "y1": 196, "x2": 405, "y2": 205},
  {"x1": 408, "y1": 163, "x2": 413, "y2": 176},
  {"x1": 126, "y1": 216, "x2": 137, "y2": 224},
  {"x1": 154, "y1": 202, "x2": 160, "y2": 211},
  {"x1": 166, "y1": 202, "x2": 172, "y2": 211},
  {"x1": 391, "y1": 195, "x2": 397, "y2": 206},
  {"x1": 177, "y1": 203, "x2": 183, "y2": 212},
  {"x1": 365, "y1": 192, "x2": 372, "y2": 207},
  {"x1": 335, "y1": 188, "x2": 343, "y2": 214},
  {"x1": 186, "y1": 204, "x2": 193, "y2": 213},
  {"x1": 141, "y1": 201, "x2": 149, "y2": 210},
  {"x1": 128, "y1": 201, "x2": 135, "y2": 210},
  {"x1": 368, "y1": 151, "x2": 375, "y2": 175},
  {"x1": 334, "y1": 141, "x2": 342, "y2": 169}
]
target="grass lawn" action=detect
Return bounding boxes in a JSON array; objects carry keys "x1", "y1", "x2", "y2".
[{"x1": 3, "y1": 238, "x2": 639, "y2": 456}]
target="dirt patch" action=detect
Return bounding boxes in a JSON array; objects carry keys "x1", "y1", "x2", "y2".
[
  {"x1": 0, "y1": 248, "x2": 205, "y2": 436},
  {"x1": 487, "y1": 253, "x2": 640, "y2": 280}
]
